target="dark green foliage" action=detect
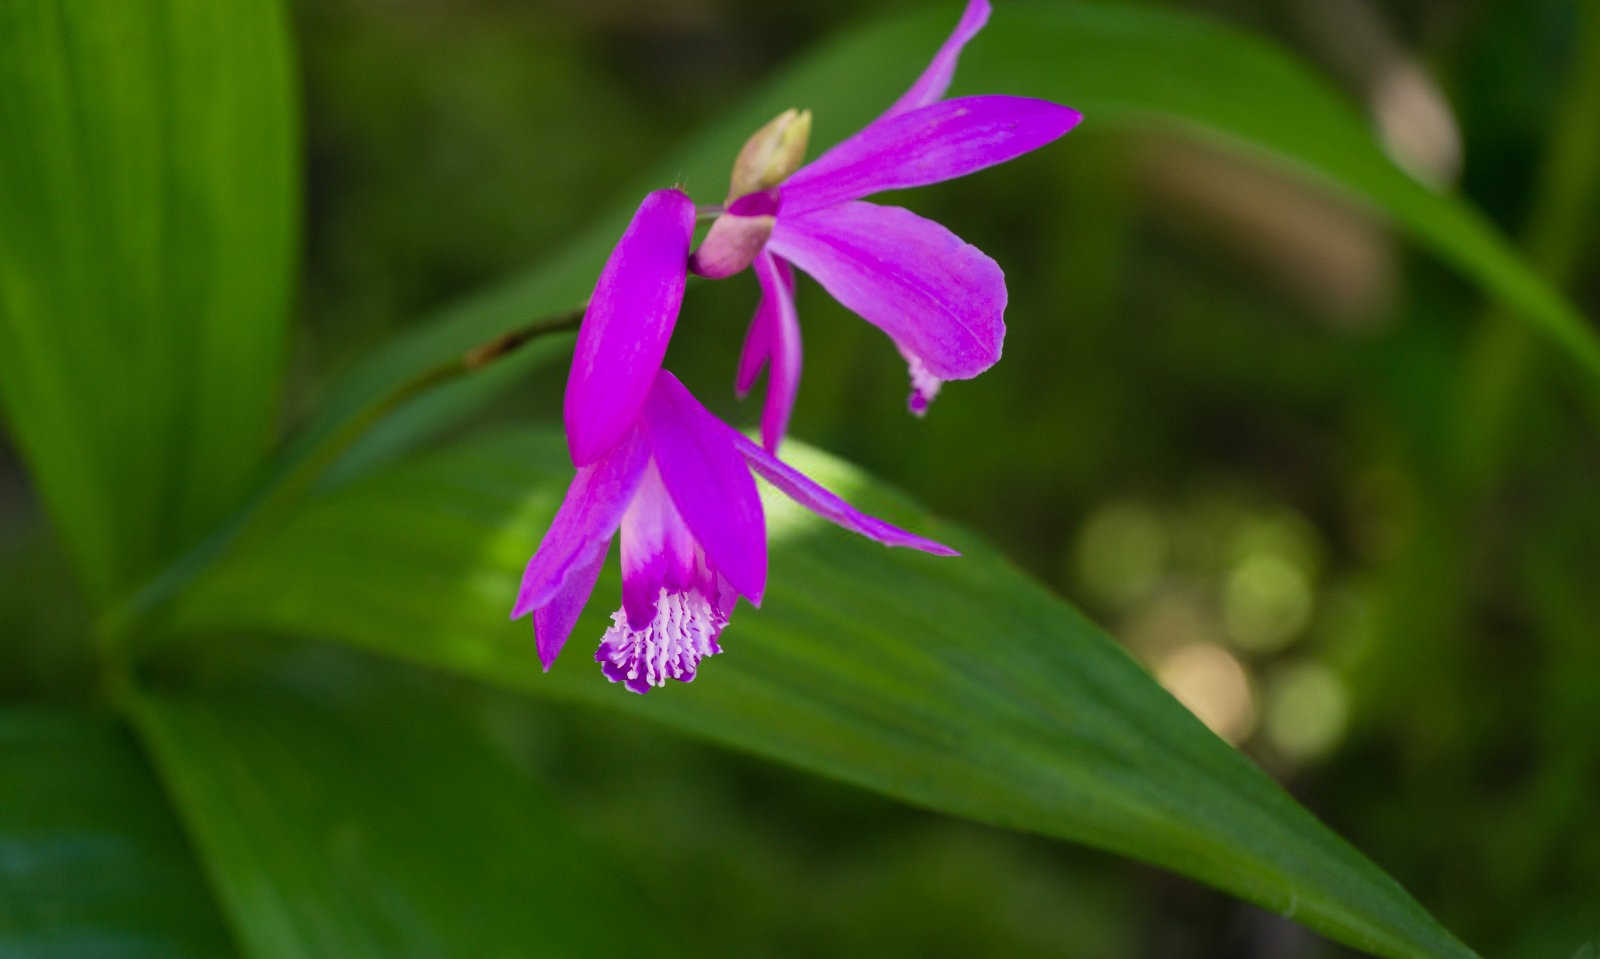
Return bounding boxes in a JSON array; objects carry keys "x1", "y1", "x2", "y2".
[{"x1": 3, "y1": 0, "x2": 1597, "y2": 955}]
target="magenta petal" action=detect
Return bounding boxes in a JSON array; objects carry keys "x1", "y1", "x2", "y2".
[
  {"x1": 768, "y1": 200, "x2": 1005, "y2": 381},
  {"x1": 900, "y1": 343, "x2": 944, "y2": 417},
  {"x1": 734, "y1": 303, "x2": 771, "y2": 399},
  {"x1": 564, "y1": 189, "x2": 696, "y2": 466},
  {"x1": 533, "y1": 541, "x2": 609, "y2": 670},
  {"x1": 642, "y1": 371, "x2": 768, "y2": 604},
  {"x1": 729, "y1": 430, "x2": 958, "y2": 557},
  {"x1": 780, "y1": 97, "x2": 1081, "y2": 216},
  {"x1": 735, "y1": 253, "x2": 797, "y2": 401},
  {"x1": 618, "y1": 461, "x2": 705, "y2": 625},
  {"x1": 753, "y1": 252, "x2": 801, "y2": 452},
  {"x1": 881, "y1": 0, "x2": 991, "y2": 119},
  {"x1": 512, "y1": 428, "x2": 649, "y2": 665}
]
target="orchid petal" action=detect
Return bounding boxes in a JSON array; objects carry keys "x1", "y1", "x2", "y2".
[
  {"x1": 752, "y1": 252, "x2": 801, "y2": 452},
  {"x1": 597, "y1": 589, "x2": 726, "y2": 694},
  {"x1": 618, "y1": 461, "x2": 707, "y2": 626},
  {"x1": 533, "y1": 542, "x2": 609, "y2": 670},
  {"x1": 735, "y1": 252, "x2": 797, "y2": 400},
  {"x1": 728, "y1": 430, "x2": 958, "y2": 556},
  {"x1": 768, "y1": 200, "x2": 1006, "y2": 382},
  {"x1": 734, "y1": 301, "x2": 771, "y2": 398},
  {"x1": 900, "y1": 343, "x2": 944, "y2": 417},
  {"x1": 564, "y1": 189, "x2": 696, "y2": 466},
  {"x1": 779, "y1": 96, "x2": 1080, "y2": 216},
  {"x1": 511, "y1": 427, "x2": 650, "y2": 665},
  {"x1": 642, "y1": 371, "x2": 768, "y2": 604},
  {"x1": 881, "y1": 0, "x2": 991, "y2": 119}
]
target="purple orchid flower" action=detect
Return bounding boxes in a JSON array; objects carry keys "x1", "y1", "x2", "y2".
[
  {"x1": 517, "y1": 368, "x2": 955, "y2": 693},
  {"x1": 692, "y1": 0, "x2": 1083, "y2": 448},
  {"x1": 564, "y1": 187, "x2": 697, "y2": 466}
]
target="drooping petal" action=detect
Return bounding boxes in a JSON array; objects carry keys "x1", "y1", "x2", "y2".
[
  {"x1": 779, "y1": 96, "x2": 1081, "y2": 216},
  {"x1": 511, "y1": 427, "x2": 650, "y2": 667},
  {"x1": 734, "y1": 251, "x2": 798, "y2": 400},
  {"x1": 751, "y1": 252, "x2": 801, "y2": 452},
  {"x1": 728, "y1": 429, "x2": 958, "y2": 556},
  {"x1": 533, "y1": 542, "x2": 609, "y2": 671},
  {"x1": 734, "y1": 299, "x2": 772, "y2": 398},
  {"x1": 642, "y1": 371, "x2": 768, "y2": 604},
  {"x1": 881, "y1": 0, "x2": 991, "y2": 119},
  {"x1": 564, "y1": 189, "x2": 696, "y2": 466},
  {"x1": 768, "y1": 200, "x2": 1006, "y2": 382}
]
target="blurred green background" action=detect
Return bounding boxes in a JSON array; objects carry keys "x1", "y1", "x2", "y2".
[{"x1": 4, "y1": 0, "x2": 1598, "y2": 955}]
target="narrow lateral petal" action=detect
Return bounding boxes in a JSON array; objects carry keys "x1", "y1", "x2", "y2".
[
  {"x1": 729, "y1": 430, "x2": 958, "y2": 556},
  {"x1": 512, "y1": 428, "x2": 650, "y2": 662},
  {"x1": 768, "y1": 201, "x2": 1005, "y2": 381},
  {"x1": 881, "y1": 0, "x2": 991, "y2": 119},
  {"x1": 753, "y1": 252, "x2": 801, "y2": 452},
  {"x1": 642, "y1": 372, "x2": 768, "y2": 604},
  {"x1": 564, "y1": 189, "x2": 696, "y2": 466},
  {"x1": 734, "y1": 302, "x2": 771, "y2": 398},
  {"x1": 780, "y1": 96, "x2": 1080, "y2": 216},
  {"x1": 735, "y1": 252, "x2": 798, "y2": 400}
]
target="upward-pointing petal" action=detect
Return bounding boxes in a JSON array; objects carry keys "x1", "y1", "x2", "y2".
[
  {"x1": 881, "y1": 0, "x2": 991, "y2": 119},
  {"x1": 565, "y1": 189, "x2": 696, "y2": 466},
  {"x1": 780, "y1": 97, "x2": 1080, "y2": 216},
  {"x1": 768, "y1": 200, "x2": 1005, "y2": 382},
  {"x1": 642, "y1": 371, "x2": 768, "y2": 605}
]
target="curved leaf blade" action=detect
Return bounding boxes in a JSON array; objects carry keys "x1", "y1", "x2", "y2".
[
  {"x1": 0, "y1": 708, "x2": 236, "y2": 957},
  {"x1": 0, "y1": 0, "x2": 297, "y2": 601},
  {"x1": 125, "y1": 651, "x2": 638, "y2": 959},
  {"x1": 173, "y1": 429, "x2": 1478, "y2": 959}
]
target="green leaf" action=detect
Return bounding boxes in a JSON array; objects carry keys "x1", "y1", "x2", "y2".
[
  {"x1": 0, "y1": 707, "x2": 235, "y2": 957},
  {"x1": 172, "y1": 428, "x2": 1479, "y2": 959},
  {"x1": 0, "y1": 0, "x2": 297, "y2": 602},
  {"x1": 280, "y1": 0, "x2": 1593, "y2": 489},
  {"x1": 125, "y1": 648, "x2": 640, "y2": 959}
]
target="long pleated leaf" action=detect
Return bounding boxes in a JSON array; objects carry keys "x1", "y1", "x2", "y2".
[{"x1": 172, "y1": 429, "x2": 1479, "y2": 959}]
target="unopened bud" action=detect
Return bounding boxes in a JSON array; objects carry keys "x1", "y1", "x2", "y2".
[
  {"x1": 689, "y1": 201, "x2": 776, "y2": 279},
  {"x1": 726, "y1": 108, "x2": 812, "y2": 203}
]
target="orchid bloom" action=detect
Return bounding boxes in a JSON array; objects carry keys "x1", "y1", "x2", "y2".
[
  {"x1": 516, "y1": 369, "x2": 955, "y2": 693},
  {"x1": 691, "y1": 0, "x2": 1082, "y2": 448}
]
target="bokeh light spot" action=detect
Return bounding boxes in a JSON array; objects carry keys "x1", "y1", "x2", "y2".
[
  {"x1": 1155, "y1": 642, "x2": 1256, "y2": 745},
  {"x1": 1223, "y1": 553, "x2": 1313, "y2": 653},
  {"x1": 1073, "y1": 501, "x2": 1169, "y2": 609},
  {"x1": 1264, "y1": 661, "x2": 1349, "y2": 761}
]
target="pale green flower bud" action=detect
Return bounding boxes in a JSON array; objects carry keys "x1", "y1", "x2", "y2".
[{"x1": 726, "y1": 108, "x2": 812, "y2": 203}]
